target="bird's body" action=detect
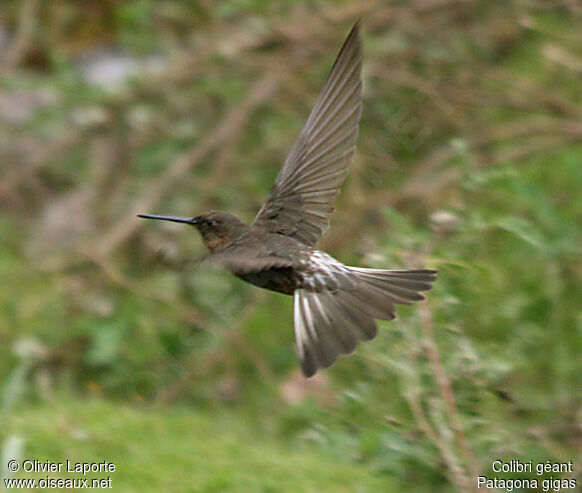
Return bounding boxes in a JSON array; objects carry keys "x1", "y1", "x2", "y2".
[
  {"x1": 197, "y1": 213, "x2": 311, "y2": 295},
  {"x1": 226, "y1": 233, "x2": 313, "y2": 296},
  {"x1": 139, "y1": 22, "x2": 437, "y2": 377}
]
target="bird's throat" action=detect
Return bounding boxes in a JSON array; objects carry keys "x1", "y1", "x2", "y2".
[{"x1": 204, "y1": 235, "x2": 227, "y2": 253}]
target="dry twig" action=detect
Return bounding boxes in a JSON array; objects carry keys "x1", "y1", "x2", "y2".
[{"x1": 2, "y1": 0, "x2": 40, "y2": 71}]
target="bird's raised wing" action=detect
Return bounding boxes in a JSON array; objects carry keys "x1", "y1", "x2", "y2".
[{"x1": 253, "y1": 21, "x2": 362, "y2": 246}]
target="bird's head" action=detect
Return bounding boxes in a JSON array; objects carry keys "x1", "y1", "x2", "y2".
[{"x1": 138, "y1": 210, "x2": 247, "y2": 252}]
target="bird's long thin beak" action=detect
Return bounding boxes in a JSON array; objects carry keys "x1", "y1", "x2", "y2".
[{"x1": 137, "y1": 213, "x2": 196, "y2": 225}]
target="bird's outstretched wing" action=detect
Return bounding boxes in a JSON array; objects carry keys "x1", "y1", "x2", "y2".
[{"x1": 253, "y1": 21, "x2": 363, "y2": 246}]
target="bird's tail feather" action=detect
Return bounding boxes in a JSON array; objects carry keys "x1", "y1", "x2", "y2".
[{"x1": 294, "y1": 268, "x2": 437, "y2": 377}]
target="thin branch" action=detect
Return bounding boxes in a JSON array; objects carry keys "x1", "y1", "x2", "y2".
[
  {"x1": 419, "y1": 302, "x2": 481, "y2": 491},
  {"x1": 402, "y1": 348, "x2": 469, "y2": 491},
  {"x1": 2, "y1": 0, "x2": 40, "y2": 71}
]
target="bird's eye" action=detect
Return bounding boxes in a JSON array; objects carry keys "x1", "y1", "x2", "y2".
[{"x1": 206, "y1": 219, "x2": 217, "y2": 227}]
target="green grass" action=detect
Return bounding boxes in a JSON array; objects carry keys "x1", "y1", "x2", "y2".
[{"x1": 2, "y1": 398, "x2": 398, "y2": 492}]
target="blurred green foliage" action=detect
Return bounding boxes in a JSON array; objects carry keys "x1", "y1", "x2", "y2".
[
  {"x1": 4, "y1": 399, "x2": 397, "y2": 492},
  {"x1": 1, "y1": 0, "x2": 580, "y2": 491}
]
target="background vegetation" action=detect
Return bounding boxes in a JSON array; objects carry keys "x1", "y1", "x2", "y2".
[{"x1": 1, "y1": 1, "x2": 580, "y2": 491}]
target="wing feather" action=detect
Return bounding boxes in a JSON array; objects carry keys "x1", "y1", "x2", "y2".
[{"x1": 253, "y1": 22, "x2": 363, "y2": 246}]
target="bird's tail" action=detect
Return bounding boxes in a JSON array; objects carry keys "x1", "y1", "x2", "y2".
[{"x1": 294, "y1": 268, "x2": 437, "y2": 377}]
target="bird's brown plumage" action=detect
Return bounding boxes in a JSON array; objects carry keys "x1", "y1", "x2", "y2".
[{"x1": 138, "y1": 22, "x2": 437, "y2": 377}]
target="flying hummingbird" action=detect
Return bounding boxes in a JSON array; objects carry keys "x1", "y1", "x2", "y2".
[{"x1": 139, "y1": 21, "x2": 437, "y2": 377}]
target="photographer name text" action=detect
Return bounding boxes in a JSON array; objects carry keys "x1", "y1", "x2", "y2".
[{"x1": 16, "y1": 459, "x2": 115, "y2": 475}]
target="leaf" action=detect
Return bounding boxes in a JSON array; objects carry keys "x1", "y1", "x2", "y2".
[{"x1": 494, "y1": 216, "x2": 546, "y2": 250}]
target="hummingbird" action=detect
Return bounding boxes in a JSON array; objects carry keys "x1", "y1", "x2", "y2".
[{"x1": 139, "y1": 21, "x2": 437, "y2": 377}]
